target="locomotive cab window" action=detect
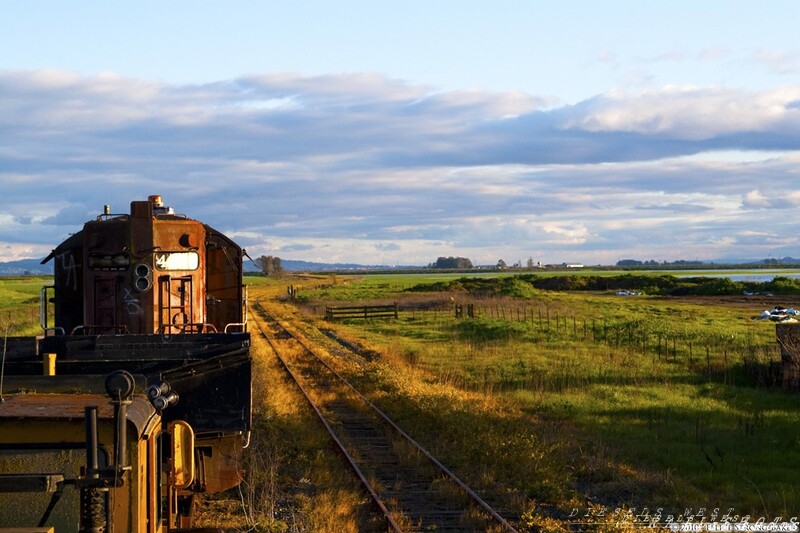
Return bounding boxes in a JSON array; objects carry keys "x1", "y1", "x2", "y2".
[
  {"x1": 154, "y1": 252, "x2": 199, "y2": 271},
  {"x1": 88, "y1": 252, "x2": 130, "y2": 270}
]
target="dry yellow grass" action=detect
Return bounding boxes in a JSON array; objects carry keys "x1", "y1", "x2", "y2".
[{"x1": 196, "y1": 279, "x2": 372, "y2": 532}]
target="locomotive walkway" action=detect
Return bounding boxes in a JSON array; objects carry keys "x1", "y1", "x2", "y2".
[{"x1": 251, "y1": 300, "x2": 519, "y2": 533}]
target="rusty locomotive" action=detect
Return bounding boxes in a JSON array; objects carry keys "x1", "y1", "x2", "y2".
[{"x1": 0, "y1": 195, "x2": 251, "y2": 532}]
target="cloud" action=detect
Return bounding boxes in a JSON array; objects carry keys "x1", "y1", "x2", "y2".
[
  {"x1": 698, "y1": 46, "x2": 732, "y2": 62},
  {"x1": 741, "y1": 189, "x2": 800, "y2": 210},
  {"x1": 278, "y1": 244, "x2": 315, "y2": 252},
  {"x1": 753, "y1": 50, "x2": 800, "y2": 75},
  {"x1": 2, "y1": 69, "x2": 800, "y2": 264},
  {"x1": 558, "y1": 86, "x2": 800, "y2": 140}
]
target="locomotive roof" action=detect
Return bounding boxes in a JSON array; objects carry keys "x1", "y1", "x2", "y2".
[
  {"x1": 40, "y1": 230, "x2": 82, "y2": 265},
  {"x1": 40, "y1": 222, "x2": 240, "y2": 267}
]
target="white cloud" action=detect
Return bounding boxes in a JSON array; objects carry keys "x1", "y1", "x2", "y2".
[
  {"x1": 4, "y1": 70, "x2": 800, "y2": 265},
  {"x1": 741, "y1": 189, "x2": 800, "y2": 210},
  {"x1": 753, "y1": 50, "x2": 800, "y2": 75},
  {"x1": 0, "y1": 242, "x2": 52, "y2": 262},
  {"x1": 698, "y1": 46, "x2": 732, "y2": 62},
  {"x1": 563, "y1": 85, "x2": 800, "y2": 139}
]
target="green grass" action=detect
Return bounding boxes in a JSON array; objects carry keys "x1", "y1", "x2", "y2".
[
  {"x1": 297, "y1": 273, "x2": 800, "y2": 518},
  {"x1": 9, "y1": 271, "x2": 798, "y2": 522},
  {"x1": 0, "y1": 276, "x2": 50, "y2": 336}
]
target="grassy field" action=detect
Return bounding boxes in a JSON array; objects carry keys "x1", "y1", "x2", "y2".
[
  {"x1": 0, "y1": 276, "x2": 50, "y2": 336},
  {"x1": 286, "y1": 272, "x2": 800, "y2": 526},
  {"x1": 4, "y1": 272, "x2": 798, "y2": 530}
]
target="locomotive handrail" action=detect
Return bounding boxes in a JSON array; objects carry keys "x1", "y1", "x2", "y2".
[
  {"x1": 95, "y1": 213, "x2": 130, "y2": 221},
  {"x1": 157, "y1": 323, "x2": 219, "y2": 334},
  {"x1": 70, "y1": 325, "x2": 129, "y2": 335},
  {"x1": 224, "y1": 322, "x2": 247, "y2": 333},
  {"x1": 39, "y1": 285, "x2": 54, "y2": 331}
]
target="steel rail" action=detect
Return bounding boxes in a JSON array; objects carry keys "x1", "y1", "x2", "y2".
[
  {"x1": 252, "y1": 303, "x2": 402, "y2": 532},
  {"x1": 254, "y1": 300, "x2": 518, "y2": 533}
]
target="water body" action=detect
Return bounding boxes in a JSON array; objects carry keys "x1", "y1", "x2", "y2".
[{"x1": 661, "y1": 270, "x2": 800, "y2": 283}]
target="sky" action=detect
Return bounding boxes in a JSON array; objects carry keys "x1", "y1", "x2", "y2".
[{"x1": 3, "y1": 1, "x2": 800, "y2": 266}]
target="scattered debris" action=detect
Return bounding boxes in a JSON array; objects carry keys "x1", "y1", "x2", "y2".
[{"x1": 754, "y1": 306, "x2": 800, "y2": 322}]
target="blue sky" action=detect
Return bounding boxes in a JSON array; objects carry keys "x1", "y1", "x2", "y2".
[{"x1": 3, "y1": 1, "x2": 800, "y2": 265}]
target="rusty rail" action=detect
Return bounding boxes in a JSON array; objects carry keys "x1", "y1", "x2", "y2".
[{"x1": 253, "y1": 300, "x2": 518, "y2": 532}]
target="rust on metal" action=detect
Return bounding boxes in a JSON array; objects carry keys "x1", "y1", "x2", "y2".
[
  {"x1": 0, "y1": 394, "x2": 157, "y2": 436},
  {"x1": 43, "y1": 195, "x2": 246, "y2": 336}
]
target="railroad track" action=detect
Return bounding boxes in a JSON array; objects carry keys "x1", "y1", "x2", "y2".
[{"x1": 252, "y1": 300, "x2": 519, "y2": 533}]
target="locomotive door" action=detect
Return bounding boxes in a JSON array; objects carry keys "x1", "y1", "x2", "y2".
[
  {"x1": 93, "y1": 277, "x2": 119, "y2": 333},
  {"x1": 158, "y1": 275, "x2": 193, "y2": 333}
]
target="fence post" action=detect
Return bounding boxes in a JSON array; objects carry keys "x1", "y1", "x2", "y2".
[{"x1": 724, "y1": 350, "x2": 728, "y2": 384}]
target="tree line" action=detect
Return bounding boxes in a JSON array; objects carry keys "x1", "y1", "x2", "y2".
[
  {"x1": 408, "y1": 273, "x2": 800, "y2": 297},
  {"x1": 257, "y1": 255, "x2": 283, "y2": 277},
  {"x1": 428, "y1": 256, "x2": 474, "y2": 269}
]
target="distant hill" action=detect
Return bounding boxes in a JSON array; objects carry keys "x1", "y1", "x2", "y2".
[
  {"x1": 763, "y1": 257, "x2": 800, "y2": 265},
  {"x1": 6, "y1": 255, "x2": 800, "y2": 277},
  {"x1": 248, "y1": 259, "x2": 420, "y2": 272},
  {"x1": 0, "y1": 257, "x2": 412, "y2": 276},
  {"x1": 718, "y1": 256, "x2": 800, "y2": 266},
  {"x1": 0, "y1": 258, "x2": 50, "y2": 276}
]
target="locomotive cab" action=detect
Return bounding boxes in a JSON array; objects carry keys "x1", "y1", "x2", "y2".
[{"x1": 44, "y1": 195, "x2": 245, "y2": 336}]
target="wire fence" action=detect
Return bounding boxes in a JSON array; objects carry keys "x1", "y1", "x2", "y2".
[{"x1": 309, "y1": 301, "x2": 784, "y2": 386}]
